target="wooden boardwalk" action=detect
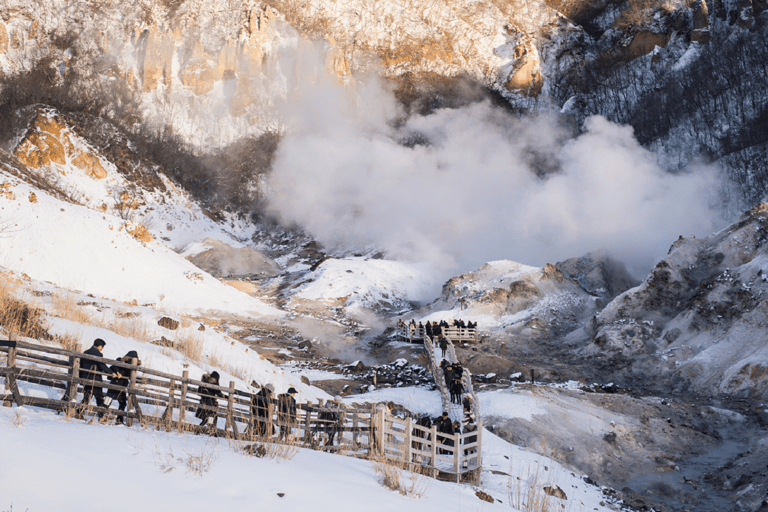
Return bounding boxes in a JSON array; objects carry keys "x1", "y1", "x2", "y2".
[{"x1": 1, "y1": 336, "x2": 482, "y2": 479}]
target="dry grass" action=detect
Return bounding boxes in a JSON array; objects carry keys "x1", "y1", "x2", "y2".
[
  {"x1": 7, "y1": 410, "x2": 27, "y2": 428},
  {"x1": 371, "y1": 454, "x2": 429, "y2": 498},
  {"x1": 108, "y1": 310, "x2": 154, "y2": 343},
  {"x1": 50, "y1": 292, "x2": 94, "y2": 325},
  {"x1": 0, "y1": 280, "x2": 49, "y2": 339},
  {"x1": 508, "y1": 459, "x2": 570, "y2": 512},
  {"x1": 53, "y1": 331, "x2": 81, "y2": 352},
  {"x1": 176, "y1": 332, "x2": 204, "y2": 362},
  {"x1": 613, "y1": 0, "x2": 681, "y2": 29},
  {"x1": 153, "y1": 438, "x2": 219, "y2": 476}
]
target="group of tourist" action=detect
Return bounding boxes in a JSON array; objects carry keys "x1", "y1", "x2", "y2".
[
  {"x1": 412, "y1": 406, "x2": 478, "y2": 457},
  {"x1": 76, "y1": 338, "x2": 140, "y2": 425},
  {"x1": 440, "y1": 359, "x2": 466, "y2": 404}
]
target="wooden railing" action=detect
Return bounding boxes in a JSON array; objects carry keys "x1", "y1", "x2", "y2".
[
  {"x1": 0, "y1": 338, "x2": 481, "y2": 477},
  {"x1": 399, "y1": 324, "x2": 478, "y2": 343}
]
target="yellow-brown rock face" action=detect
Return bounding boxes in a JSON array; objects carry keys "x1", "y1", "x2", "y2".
[
  {"x1": 0, "y1": 21, "x2": 9, "y2": 54},
  {"x1": 14, "y1": 112, "x2": 70, "y2": 169},
  {"x1": 506, "y1": 41, "x2": 543, "y2": 97},
  {"x1": 72, "y1": 152, "x2": 108, "y2": 179},
  {"x1": 180, "y1": 41, "x2": 217, "y2": 95},
  {"x1": 141, "y1": 25, "x2": 175, "y2": 93}
]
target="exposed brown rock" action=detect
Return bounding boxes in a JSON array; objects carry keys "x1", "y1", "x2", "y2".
[
  {"x1": 626, "y1": 31, "x2": 671, "y2": 60},
  {"x1": 158, "y1": 316, "x2": 180, "y2": 330},
  {"x1": 180, "y1": 41, "x2": 217, "y2": 95},
  {"x1": 0, "y1": 21, "x2": 9, "y2": 54},
  {"x1": 72, "y1": 152, "x2": 108, "y2": 179},
  {"x1": 544, "y1": 485, "x2": 567, "y2": 500},
  {"x1": 506, "y1": 39, "x2": 543, "y2": 97},
  {"x1": 29, "y1": 193, "x2": 37, "y2": 203}
]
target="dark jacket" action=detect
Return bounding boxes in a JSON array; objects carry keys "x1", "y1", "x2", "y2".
[
  {"x1": 425, "y1": 322, "x2": 433, "y2": 337},
  {"x1": 252, "y1": 388, "x2": 273, "y2": 418},
  {"x1": 453, "y1": 365, "x2": 463, "y2": 380},
  {"x1": 277, "y1": 393, "x2": 297, "y2": 421},
  {"x1": 195, "y1": 374, "x2": 224, "y2": 419},
  {"x1": 80, "y1": 346, "x2": 111, "y2": 383}
]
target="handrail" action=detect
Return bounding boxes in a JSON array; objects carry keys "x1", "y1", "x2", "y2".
[{"x1": 1, "y1": 338, "x2": 480, "y2": 477}]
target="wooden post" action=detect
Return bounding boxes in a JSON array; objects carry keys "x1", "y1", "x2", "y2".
[
  {"x1": 430, "y1": 425, "x2": 438, "y2": 476},
  {"x1": 6, "y1": 346, "x2": 23, "y2": 407},
  {"x1": 226, "y1": 381, "x2": 240, "y2": 439},
  {"x1": 179, "y1": 367, "x2": 189, "y2": 427},
  {"x1": 225, "y1": 381, "x2": 235, "y2": 431},
  {"x1": 267, "y1": 398, "x2": 275, "y2": 439},
  {"x1": 303, "y1": 401, "x2": 313, "y2": 445},
  {"x1": 405, "y1": 417, "x2": 412, "y2": 463},
  {"x1": 162, "y1": 378, "x2": 175, "y2": 424},
  {"x1": 477, "y1": 418, "x2": 483, "y2": 469},
  {"x1": 66, "y1": 357, "x2": 80, "y2": 416},
  {"x1": 127, "y1": 357, "x2": 142, "y2": 426},
  {"x1": 454, "y1": 431, "x2": 461, "y2": 482},
  {"x1": 353, "y1": 411, "x2": 359, "y2": 448}
]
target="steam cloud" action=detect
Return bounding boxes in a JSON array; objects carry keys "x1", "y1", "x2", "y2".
[{"x1": 266, "y1": 63, "x2": 731, "y2": 294}]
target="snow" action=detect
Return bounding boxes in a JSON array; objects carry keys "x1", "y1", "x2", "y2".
[{"x1": 0, "y1": 393, "x2": 615, "y2": 512}]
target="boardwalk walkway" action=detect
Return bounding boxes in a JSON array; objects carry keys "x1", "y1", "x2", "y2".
[{"x1": 1, "y1": 335, "x2": 481, "y2": 479}]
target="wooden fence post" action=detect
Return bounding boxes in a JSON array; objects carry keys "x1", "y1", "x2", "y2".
[
  {"x1": 430, "y1": 425, "x2": 438, "y2": 477},
  {"x1": 267, "y1": 398, "x2": 275, "y2": 439},
  {"x1": 405, "y1": 417, "x2": 412, "y2": 463},
  {"x1": 477, "y1": 418, "x2": 483, "y2": 469},
  {"x1": 66, "y1": 357, "x2": 80, "y2": 416},
  {"x1": 303, "y1": 401, "x2": 313, "y2": 445},
  {"x1": 179, "y1": 367, "x2": 189, "y2": 428},
  {"x1": 127, "y1": 357, "x2": 142, "y2": 426},
  {"x1": 162, "y1": 378, "x2": 175, "y2": 425},
  {"x1": 6, "y1": 345, "x2": 23, "y2": 407},
  {"x1": 225, "y1": 381, "x2": 240, "y2": 439},
  {"x1": 454, "y1": 431, "x2": 461, "y2": 482}
]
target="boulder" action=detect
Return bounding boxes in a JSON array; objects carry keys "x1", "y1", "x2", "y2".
[
  {"x1": 182, "y1": 238, "x2": 281, "y2": 279},
  {"x1": 158, "y1": 317, "x2": 180, "y2": 330}
]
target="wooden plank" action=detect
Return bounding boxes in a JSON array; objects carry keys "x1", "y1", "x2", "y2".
[
  {"x1": 6, "y1": 347, "x2": 24, "y2": 406},
  {"x1": 179, "y1": 368, "x2": 188, "y2": 425}
]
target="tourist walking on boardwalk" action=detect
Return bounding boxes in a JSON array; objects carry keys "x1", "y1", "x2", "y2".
[
  {"x1": 251, "y1": 382, "x2": 275, "y2": 437},
  {"x1": 451, "y1": 376, "x2": 464, "y2": 404},
  {"x1": 426, "y1": 321, "x2": 433, "y2": 338},
  {"x1": 277, "y1": 387, "x2": 298, "y2": 440},
  {"x1": 443, "y1": 362, "x2": 455, "y2": 390},
  {"x1": 196, "y1": 371, "x2": 224, "y2": 428},
  {"x1": 439, "y1": 336, "x2": 448, "y2": 358},
  {"x1": 434, "y1": 412, "x2": 454, "y2": 453},
  {"x1": 107, "y1": 350, "x2": 140, "y2": 425},
  {"x1": 79, "y1": 338, "x2": 118, "y2": 420}
]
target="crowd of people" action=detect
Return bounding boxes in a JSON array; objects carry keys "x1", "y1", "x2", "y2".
[
  {"x1": 399, "y1": 319, "x2": 478, "y2": 336},
  {"x1": 411, "y1": 406, "x2": 478, "y2": 458},
  {"x1": 74, "y1": 338, "x2": 478, "y2": 464}
]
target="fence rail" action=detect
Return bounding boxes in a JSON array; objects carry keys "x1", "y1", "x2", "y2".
[
  {"x1": 1, "y1": 338, "x2": 481, "y2": 478},
  {"x1": 398, "y1": 324, "x2": 478, "y2": 344}
]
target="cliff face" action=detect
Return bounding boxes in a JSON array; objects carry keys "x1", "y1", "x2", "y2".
[{"x1": 0, "y1": 0, "x2": 766, "y2": 200}]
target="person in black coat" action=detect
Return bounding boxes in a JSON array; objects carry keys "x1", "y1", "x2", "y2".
[
  {"x1": 443, "y1": 363, "x2": 455, "y2": 390},
  {"x1": 439, "y1": 336, "x2": 448, "y2": 358},
  {"x1": 195, "y1": 371, "x2": 224, "y2": 427},
  {"x1": 106, "y1": 350, "x2": 140, "y2": 425},
  {"x1": 425, "y1": 321, "x2": 433, "y2": 338},
  {"x1": 277, "y1": 387, "x2": 298, "y2": 440},
  {"x1": 79, "y1": 338, "x2": 118, "y2": 419},
  {"x1": 412, "y1": 415, "x2": 431, "y2": 458},
  {"x1": 251, "y1": 383, "x2": 275, "y2": 437},
  {"x1": 451, "y1": 377, "x2": 464, "y2": 404},
  {"x1": 434, "y1": 412, "x2": 454, "y2": 453}
]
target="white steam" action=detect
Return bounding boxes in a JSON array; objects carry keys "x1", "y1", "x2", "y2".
[{"x1": 266, "y1": 70, "x2": 729, "y2": 292}]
